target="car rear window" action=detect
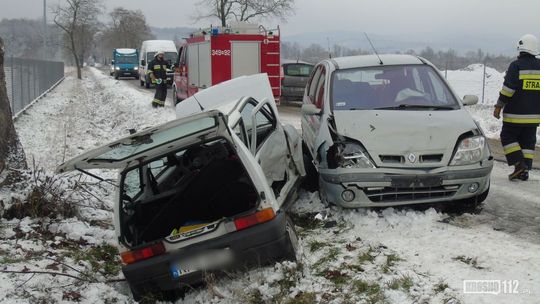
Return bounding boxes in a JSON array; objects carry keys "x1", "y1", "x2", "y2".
[
  {"x1": 284, "y1": 64, "x2": 313, "y2": 77},
  {"x1": 331, "y1": 65, "x2": 459, "y2": 110}
]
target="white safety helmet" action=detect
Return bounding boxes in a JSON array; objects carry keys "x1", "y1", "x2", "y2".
[
  {"x1": 517, "y1": 34, "x2": 539, "y2": 56},
  {"x1": 154, "y1": 51, "x2": 165, "y2": 58}
]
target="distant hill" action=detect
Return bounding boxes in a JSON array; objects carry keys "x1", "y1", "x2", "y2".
[
  {"x1": 150, "y1": 26, "x2": 197, "y2": 41},
  {"x1": 282, "y1": 31, "x2": 516, "y2": 55}
]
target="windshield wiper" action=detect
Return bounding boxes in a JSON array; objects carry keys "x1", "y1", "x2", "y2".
[{"x1": 374, "y1": 104, "x2": 455, "y2": 110}]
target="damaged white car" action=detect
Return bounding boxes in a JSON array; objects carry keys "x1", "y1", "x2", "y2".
[
  {"x1": 301, "y1": 54, "x2": 493, "y2": 209},
  {"x1": 57, "y1": 74, "x2": 305, "y2": 301}
]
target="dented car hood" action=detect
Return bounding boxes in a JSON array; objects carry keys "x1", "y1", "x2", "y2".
[{"x1": 332, "y1": 109, "x2": 478, "y2": 166}]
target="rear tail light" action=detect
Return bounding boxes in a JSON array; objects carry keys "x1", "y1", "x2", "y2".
[
  {"x1": 120, "y1": 242, "x2": 166, "y2": 264},
  {"x1": 234, "y1": 208, "x2": 276, "y2": 231}
]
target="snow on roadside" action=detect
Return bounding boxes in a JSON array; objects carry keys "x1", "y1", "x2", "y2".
[
  {"x1": 1, "y1": 68, "x2": 178, "y2": 304},
  {"x1": 445, "y1": 64, "x2": 540, "y2": 140},
  {"x1": 3, "y1": 66, "x2": 539, "y2": 304}
]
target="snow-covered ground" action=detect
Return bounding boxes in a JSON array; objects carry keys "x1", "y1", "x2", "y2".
[
  {"x1": 445, "y1": 64, "x2": 540, "y2": 140},
  {"x1": 0, "y1": 67, "x2": 538, "y2": 304}
]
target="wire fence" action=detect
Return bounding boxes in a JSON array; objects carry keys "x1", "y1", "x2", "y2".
[{"x1": 4, "y1": 57, "x2": 64, "y2": 117}]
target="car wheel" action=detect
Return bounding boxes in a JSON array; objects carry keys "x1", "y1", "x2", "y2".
[
  {"x1": 283, "y1": 216, "x2": 300, "y2": 262},
  {"x1": 300, "y1": 142, "x2": 319, "y2": 192},
  {"x1": 445, "y1": 184, "x2": 489, "y2": 215},
  {"x1": 135, "y1": 75, "x2": 140, "y2": 80},
  {"x1": 140, "y1": 78, "x2": 144, "y2": 86},
  {"x1": 114, "y1": 74, "x2": 119, "y2": 80}
]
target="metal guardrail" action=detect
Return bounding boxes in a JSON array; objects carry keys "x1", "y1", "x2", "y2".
[{"x1": 4, "y1": 57, "x2": 64, "y2": 117}]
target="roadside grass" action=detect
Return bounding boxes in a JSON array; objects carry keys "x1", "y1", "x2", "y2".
[
  {"x1": 312, "y1": 247, "x2": 340, "y2": 270},
  {"x1": 67, "y1": 243, "x2": 121, "y2": 278},
  {"x1": 308, "y1": 240, "x2": 329, "y2": 252},
  {"x1": 358, "y1": 246, "x2": 376, "y2": 265},
  {"x1": 452, "y1": 255, "x2": 485, "y2": 270},
  {"x1": 434, "y1": 281, "x2": 450, "y2": 293},
  {"x1": 353, "y1": 279, "x2": 387, "y2": 304},
  {"x1": 382, "y1": 253, "x2": 404, "y2": 274},
  {"x1": 387, "y1": 275, "x2": 414, "y2": 291}
]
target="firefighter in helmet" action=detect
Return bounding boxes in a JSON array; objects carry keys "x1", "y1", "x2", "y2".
[
  {"x1": 494, "y1": 34, "x2": 540, "y2": 180},
  {"x1": 148, "y1": 51, "x2": 168, "y2": 107}
]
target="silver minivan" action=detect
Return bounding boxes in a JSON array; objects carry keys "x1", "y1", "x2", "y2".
[{"x1": 301, "y1": 54, "x2": 493, "y2": 209}]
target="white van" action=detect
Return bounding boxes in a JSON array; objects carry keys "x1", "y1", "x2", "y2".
[{"x1": 139, "y1": 40, "x2": 178, "y2": 88}]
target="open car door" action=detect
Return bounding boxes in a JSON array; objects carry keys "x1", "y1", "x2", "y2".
[{"x1": 56, "y1": 110, "x2": 230, "y2": 173}]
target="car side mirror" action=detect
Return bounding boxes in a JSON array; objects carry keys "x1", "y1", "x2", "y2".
[
  {"x1": 141, "y1": 59, "x2": 146, "y2": 66},
  {"x1": 462, "y1": 95, "x2": 479, "y2": 106},
  {"x1": 302, "y1": 104, "x2": 321, "y2": 116}
]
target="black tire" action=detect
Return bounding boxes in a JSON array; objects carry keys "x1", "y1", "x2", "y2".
[
  {"x1": 135, "y1": 74, "x2": 140, "y2": 80},
  {"x1": 444, "y1": 185, "x2": 490, "y2": 214},
  {"x1": 114, "y1": 73, "x2": 119, "y2": 80},
  {"x1": 140, "y1": 79, "x2": 144, "y2": 86},
  {"x1": 301, "y1": 142, "x2": 319, "y2": 192},
  {"x1": 282, "y1": 216, "x2": 300, "y2": 262}
]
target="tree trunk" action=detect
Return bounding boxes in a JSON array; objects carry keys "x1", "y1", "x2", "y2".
[{"x1": 0, "y1": 36, "x2": 27, "y2": 174}]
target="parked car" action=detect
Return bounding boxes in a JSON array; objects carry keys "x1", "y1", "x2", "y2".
[
  {"x1": 281, "y1": 59, "x2": 314, "y2": 103},
  {"x1": 301, "y1": 54, "x2": 493, "y2": 209},
  {"x1": 57, "y1": 74, "x2": 305, "y2": 301}
]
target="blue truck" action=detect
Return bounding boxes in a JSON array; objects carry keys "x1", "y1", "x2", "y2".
[{"x1": 111, "y1": 48, "x2": 139, "y2": 79}]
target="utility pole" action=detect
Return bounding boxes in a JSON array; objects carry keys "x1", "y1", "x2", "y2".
[{"x1": 43, "y1": 0, "x2": 47, "y2": 59}]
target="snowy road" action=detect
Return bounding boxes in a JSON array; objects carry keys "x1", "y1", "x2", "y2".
[{"x1": 5, "y1": 67, "x2": 539, "y2": 304}]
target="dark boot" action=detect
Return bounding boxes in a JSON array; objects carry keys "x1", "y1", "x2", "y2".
[
  {"x1": 519, "y1": 171, "x2": 529, "y2": 181},
  {"x1": 508, "y1": 162, "x2": 527, "y2": 180}
]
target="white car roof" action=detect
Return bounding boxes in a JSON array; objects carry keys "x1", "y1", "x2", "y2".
[
  {"x1": 141, "y1": 40, "x2": 177, "y2": 52},
  {"x1": 175, "y1": 73, "x2": 276, "y2": 119},
  {"x1": 329, "y1": 54, "x2": 425, "y2": 70},
  {"x1": 116, "y1": 48, "x2": 137, "y2": 54}
]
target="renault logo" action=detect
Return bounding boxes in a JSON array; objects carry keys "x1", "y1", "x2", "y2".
[{"x1": 408, "y1": 153, "x2": 417, "y2": 163}]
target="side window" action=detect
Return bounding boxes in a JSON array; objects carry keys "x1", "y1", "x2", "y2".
[
  {"x1": 232, "y1": 122, "x2": 248, "y2": 146},
  {"x1": 239, "y1": 100, "x2": 276, "y2": 152},
  {"x1": 176, "y1": 47, "x2": 183, "y2": 65},
  {"x1": 308, "y1": 66, "x2": 323, "y2": 102},
  {"x1": 123, "y1": 168, "x2": 142, "y2": 199},
  {"x1": 314, "y1": 68, "x2": 326, "y2": 109},
  {"x1": 253, "y1": 103, "x2": 276, "y2": 150}
]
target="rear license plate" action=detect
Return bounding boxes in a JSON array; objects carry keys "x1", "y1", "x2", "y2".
[
  {"x1": 170, "y1": 249, "x2": 234, "y2": 279},
  {"x1": 391, "y1": 176, "x2": 443, "y2": 188}
]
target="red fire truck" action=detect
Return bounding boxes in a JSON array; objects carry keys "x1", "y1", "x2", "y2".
[{"x1": 173, "y1": 22, "x2": 281, "y2": 104}]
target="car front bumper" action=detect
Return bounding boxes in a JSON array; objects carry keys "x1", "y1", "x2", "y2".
[
  {"x1": 319, "y1": 160, "x2": 493, "y2": 208},
  {"x1": 122, "y1": 212, "x2": 291, "y2": 294}
]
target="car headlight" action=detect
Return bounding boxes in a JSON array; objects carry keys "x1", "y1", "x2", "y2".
[
  {"x1": 134, "y1": 66, "x2": 138, "y2": 70},
  {"x1": 332, "y1": 141, "x2": 375, "y2": 169},
  {"x1": 450, "y1": 135, "x2": 485, "y2": 166},
  {"x1": 115, "y1": 66, "x2": 120, "y2": 70}
]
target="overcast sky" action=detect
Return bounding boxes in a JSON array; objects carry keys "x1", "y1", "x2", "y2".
[{"x1": 1, "y1": 0, "x2": 539, "y2": 48}]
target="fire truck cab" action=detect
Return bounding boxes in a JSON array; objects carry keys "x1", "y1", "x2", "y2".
[{"x1": 173, "y1": 22, "x2": 281, "y2": 104}]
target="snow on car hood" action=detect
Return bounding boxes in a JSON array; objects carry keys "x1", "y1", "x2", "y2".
[
  {"x1": 175, "y1": 73, "x2": 275, "y2": 119},
  {"x1": 333, "y1": 109, "x2": 478, "y2": 165}
]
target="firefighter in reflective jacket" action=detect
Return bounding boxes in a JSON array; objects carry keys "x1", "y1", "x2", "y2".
[
  {"x1": 148, "y1": 51, "x2": 168, "y2": 107},
  {"x1": 494, "y1": 34, "x2": 540, "y2": 181}
]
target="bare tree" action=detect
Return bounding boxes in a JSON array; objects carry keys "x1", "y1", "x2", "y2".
[
  {"x1": 52, "y1": 0, "x2": 102, "y2": 79},
  {"x1": 0, "y1": 37, "x2": 27, "y2": 174},
  {"x1": 196, "y1": 0, "x2": 295, "y2": 27},
  {"x1": 108, "y1": 8, "x2": 153, "y2": 48}
]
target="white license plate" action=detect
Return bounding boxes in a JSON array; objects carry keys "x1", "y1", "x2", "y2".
[{"x1": 169, "y1": 249, "x2": 234, "y2": 279}]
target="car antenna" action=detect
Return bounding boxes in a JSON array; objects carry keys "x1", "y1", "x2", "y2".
[{"x1": 364, "y1": 32, "x2": 383, "y2": 65}]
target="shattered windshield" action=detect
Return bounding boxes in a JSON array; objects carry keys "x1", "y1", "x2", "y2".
[
  {"x1": 331, "y1": 65, "x2": 459, "y2": 110},
  {"x1": 91, "y1": 117, "x2": 217, "y2": 162}
]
